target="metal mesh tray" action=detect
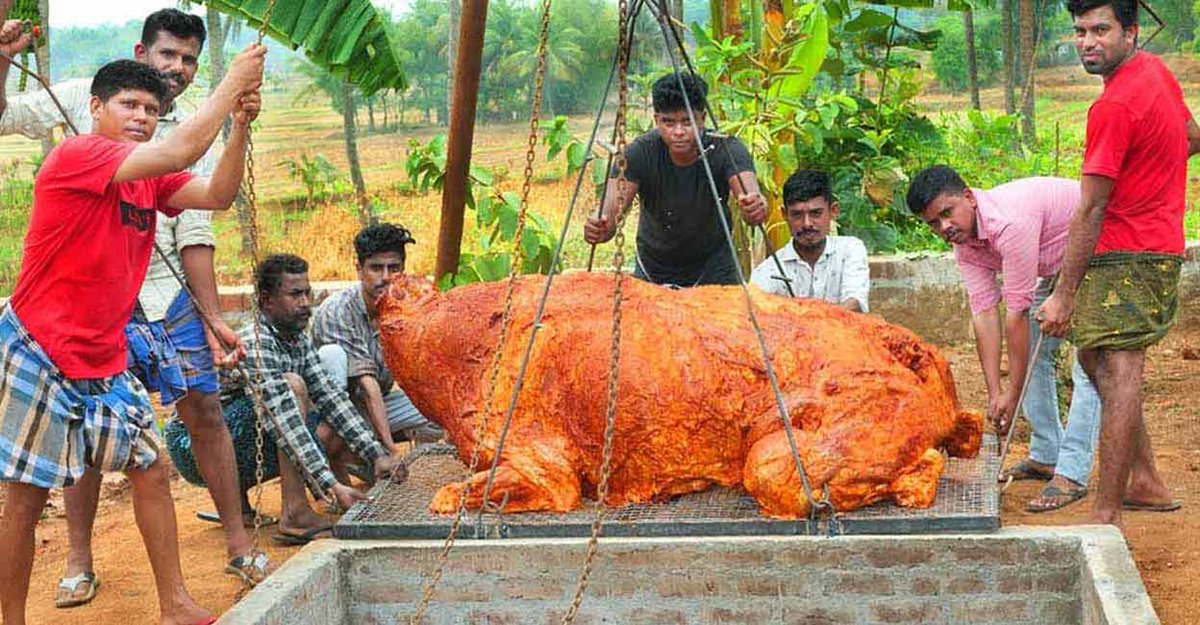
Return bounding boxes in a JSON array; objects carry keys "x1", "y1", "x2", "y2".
[{"x1": 335, "y1": 435, "x2": 1000, "y2": 539}]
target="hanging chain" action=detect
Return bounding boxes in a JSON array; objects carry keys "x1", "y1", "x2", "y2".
[
  {"x1": 560, "y1": 0, "x2": 632, "y2": 620},
  {"x1": 244, "y1": 0, "x2": 281, "y2": 553},
  {"x1": 474, "y1": 0, "x2": 557, "y2": 527},
  {"x1": 409, "y1": 0, "x2": 555, "y2": 621}
]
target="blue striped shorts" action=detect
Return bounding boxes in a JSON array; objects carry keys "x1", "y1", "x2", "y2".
[{"x1": 125, "y1": 290, "x2": 219, "y2": 407}]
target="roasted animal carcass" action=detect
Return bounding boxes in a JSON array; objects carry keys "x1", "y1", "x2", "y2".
[{"x1": 377, "y1": 272, "x2": 982, "y2": 519}]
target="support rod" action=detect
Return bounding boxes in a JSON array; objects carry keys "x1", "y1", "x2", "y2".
[{"x1": 435, "y1": 0, "x2": 490, "y2": 280}]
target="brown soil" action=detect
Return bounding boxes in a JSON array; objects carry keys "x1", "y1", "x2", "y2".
[{"x1": 12, "y1": 327, "x2": 1200, "y2": 624}]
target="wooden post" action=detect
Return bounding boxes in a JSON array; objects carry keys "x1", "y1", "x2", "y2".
[{"x1": 435, "y1": 0, "x2": 489, "y2": 281}]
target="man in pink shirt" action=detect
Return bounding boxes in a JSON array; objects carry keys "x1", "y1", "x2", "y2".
[{"x1": 907, "y1": 166, "x2": 1101, "y2": 513}]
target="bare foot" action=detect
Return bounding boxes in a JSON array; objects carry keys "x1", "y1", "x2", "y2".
[{"x1": 160, "y1": 599, "x2": 213, "y2": 625}]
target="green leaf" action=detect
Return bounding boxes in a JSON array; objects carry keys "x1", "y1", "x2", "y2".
[
  {"x1": 766, "y1": 6, "x2": 829, "y2": 110},
  {"x1": 843, "y1": 9, "x2": 895, "y2": 32},
  {"x1": 198, "y1": 0, "x2": 406, "y2": 95},
  {"x1": 565, "y1": 141, "x2": 587, "y2": 178},
  {"x1": 498, "y1": 192, "x2": 521, "y2": 240}
]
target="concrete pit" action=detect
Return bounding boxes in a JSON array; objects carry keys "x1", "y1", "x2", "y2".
[{"x1": 220, "y1": 526, "x2": 1156, "y2": 625}]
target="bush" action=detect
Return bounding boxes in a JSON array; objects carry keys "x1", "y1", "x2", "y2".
[{"x1": 930, "y1": 13, "x2": 1002, "y2": 92}]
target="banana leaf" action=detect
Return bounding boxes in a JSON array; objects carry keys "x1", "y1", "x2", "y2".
[{"x1": 197, "y1": 0, "x2": 406, "y2": 96}]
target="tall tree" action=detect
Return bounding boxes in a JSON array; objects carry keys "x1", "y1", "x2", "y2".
[
  {"x1": 1018, "y1": 0, "x2": 1036, "y2": 145},
  {"x1": 964, "y1": 5, "x2": 981, "y2": 110},
  {"x1": 342, "y1": 81, "x2": 373, "y2": 226},
  {"x1": 1001, "y1": 0, "x2": 1016, "y2": 115},
  {"x1": 33, "y1": 0, "x2": 50, "y2": 156},
  {"x1": 447, "y1": 0, "x2": 458, "y2": 124}
]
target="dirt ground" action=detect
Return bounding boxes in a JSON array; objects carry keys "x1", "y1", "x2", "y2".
[{"x1": 10, "y1": 326, "x2": 1200, "y2": 625}]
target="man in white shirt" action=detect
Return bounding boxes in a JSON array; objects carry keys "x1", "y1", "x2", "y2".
[
  {"x1": 0, "y1": 8, "x2": 266, "y2": 603},
  {"x1": 750, "y1": 169, "x2": 870, "y2": 311}
]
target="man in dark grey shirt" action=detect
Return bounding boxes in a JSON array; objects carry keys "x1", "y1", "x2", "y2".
[{"x1": 584, "y1": 72, "x2": 767, "y2": 286}]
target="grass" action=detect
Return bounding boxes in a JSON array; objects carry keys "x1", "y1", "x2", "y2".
[{"x1": 4, "y1": 59, "x2": 1200, "y2": 296}]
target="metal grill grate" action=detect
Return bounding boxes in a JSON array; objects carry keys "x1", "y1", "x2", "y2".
[{"x1": 335, "y1": 435, "x2": 1000, "y2": 539}]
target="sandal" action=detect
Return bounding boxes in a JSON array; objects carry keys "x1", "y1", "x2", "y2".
[
  {"x1": 1122, "y1": 499, "x2": 1182, "y2": 512},
  {"x1": 225, "y1": 550, "x2": 272, "y2": 587},
  {"x1": 1025, "y1": 484, "x2": 1089, "y2": 513},
  {"x1": 272, "y1": 525, "x2": 333, "y2": 547},
  {"x1": 54, "y1": 572, "x2": 99, "y2": 609},
  {"x1": 998, "y1": 459, "x2": 1055, "y2": 483}
]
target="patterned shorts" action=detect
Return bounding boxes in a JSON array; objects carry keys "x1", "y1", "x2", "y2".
[
  {"x1": 165, "y1": 396, "x2": 322, "y2": 492},
  {"x1": 1073, "y1": 252, "x2": 1182, "y2": 351},
  {"x1": 125, "y1": 291, "x2": 219, "y2": 407},
  {"x1": 0, "y1": 307, "x2": 159, "y2": 488}
]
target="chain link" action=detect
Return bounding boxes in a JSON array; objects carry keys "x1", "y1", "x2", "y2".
[
  {"x1": 409, "y1": 0, "x2": 556, "y2": 621},
  {"x1": 245, "y1": 0, "x2": 281, "y2": 552},
  {"x1": 560, "y1": 0, "x2": 632, "y2": 619}
]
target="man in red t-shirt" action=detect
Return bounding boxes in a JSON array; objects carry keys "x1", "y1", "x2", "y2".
[
  {"x1": 1040, "y1": 0, "x2": 1198, "y2": 527},
  {"x1": 0, "y1": 49, "x2": 264, "y2": 625}
]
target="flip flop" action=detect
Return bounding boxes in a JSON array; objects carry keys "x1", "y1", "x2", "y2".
[
  {"x1": 1122, "y1": 499, "x2": 1182, "y2": 512},
  {"x1": 54, "y1": 572, "x2": 99, "y2": 609},
  {"x1": 998, "y1": 459, "x2": 1055, "y2": 483},
  {"x1": 1025, "y1": 484, "x2": 1089, "y2": 513},
  {"x1": 196, "y1": 510, "x2": 280, "y2": 528},
  {"x1": 226, "y1": 550, "x2": 272, "y2": 587},
  {"x1": 272, "y1": 525, "x2": 333, "y2": 547}
]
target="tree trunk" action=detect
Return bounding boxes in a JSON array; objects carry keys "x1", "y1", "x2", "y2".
[
  {"x1": 366, "y1": 97, "x2": 377, "y2": 132},
  {"x1": 1001, "y1": 0, "x2": 1016, "y2": 115},
  {"x1": 33, "y1": 0, "x2": 51, "y2": 155},
  {"x1": 342, "y1": 82, "x2": 374, "y2": 227},
  {"x1": 1019, "y1": 0, "x2": 1036, "y2": 146},
  {"x1": 447, "y1": 0, "x2": 459, "y2": 126},
  {"x1": 721, "y1": 0, "x2": 743, "y2": 41},
  {"x1": 964, "y1": 6, "x2": 981, "y2": 110},
  {"x1": 381, "y1": 93, "x2": 389, "y2": 130}
]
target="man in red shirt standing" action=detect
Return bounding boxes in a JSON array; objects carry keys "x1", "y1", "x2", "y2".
[
  {"x1": 0, "y1": 48, "x2": 264, "y2": 625},
  {"x1": 1040, "y1": 0, "x2": 1198, "y2": 527}
]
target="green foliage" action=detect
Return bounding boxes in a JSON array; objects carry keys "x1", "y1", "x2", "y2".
[
  {"x1": 278, "y1": 153, "x2": 342, "y2": 208},
  {"x1": 404, "y1": 134, "x2": 561, "y2": 290},
  {"x1": 198, "y1": 0, "x2": 407, "y2": 95},
  {"x1": 930, "y1": 13, "x2": 1002, "y2": 91},
  {"x1": 542, "y1": 116, "x2": 588, "y2": 179}
]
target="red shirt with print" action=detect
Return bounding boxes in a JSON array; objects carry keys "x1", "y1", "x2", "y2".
[
  {"x1": 1082, "y1": 52, "x2": 1191, "y2": 256},
  {"x1": 10, "y1": 134, "x2": 192, "y2": 379}
]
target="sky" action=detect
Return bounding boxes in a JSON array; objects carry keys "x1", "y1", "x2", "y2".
[{"x1": 47, "y1": 0, "x2": 408, "y2": 29}]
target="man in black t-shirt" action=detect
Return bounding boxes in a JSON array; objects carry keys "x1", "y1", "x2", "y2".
[{"x1": 584, "y1": 72, "x2": 767, "y2": 286}]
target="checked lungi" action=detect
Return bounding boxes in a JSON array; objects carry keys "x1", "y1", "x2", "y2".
[{"x1": 0, "y1": 306, "x2": 159, "y2": 489}]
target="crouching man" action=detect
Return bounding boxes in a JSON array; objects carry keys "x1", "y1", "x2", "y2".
[
  {"x1": 0, "y1": 48, "x2": 264, "y2": 625},
  {"x1": 167, "y1": 254, "x2": 406, "y2": 546},
  {"x1": 312, "y1": 223, "x2": 444, "y2": 454}
]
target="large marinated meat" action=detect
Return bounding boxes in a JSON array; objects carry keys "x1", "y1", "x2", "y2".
[{"x1": 377, "y1": 272, "x2": 982, "y2": 519}]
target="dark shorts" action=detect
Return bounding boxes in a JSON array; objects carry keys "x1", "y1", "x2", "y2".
[
  {"x1": 125, "y1": 290, "x2": 219, "y2": 406},
  {"x1": 1073, "y1": 252, "x2": 1182, "y2": 351},
  {"x1": 165, "y1": 396, "x2": 322, "y2": 492}
]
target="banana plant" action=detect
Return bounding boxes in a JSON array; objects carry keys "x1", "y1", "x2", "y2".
[
  {"x1": 694, "y1": 0, "x2": 829, "y2": 252},
  {"x1": 196, "y1": 0, "x2": 407, "y2": 96}
]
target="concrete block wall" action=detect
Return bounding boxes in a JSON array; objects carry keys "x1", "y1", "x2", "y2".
[{"x1": 220, "y1": 528, "x2": 1158, "y2": 625}]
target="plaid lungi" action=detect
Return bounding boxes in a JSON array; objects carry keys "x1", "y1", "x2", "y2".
[{"x1": 0, "y1": 306, "x2": 159, "y2": 488}]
